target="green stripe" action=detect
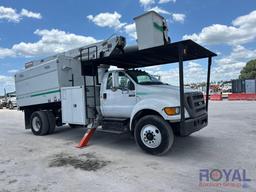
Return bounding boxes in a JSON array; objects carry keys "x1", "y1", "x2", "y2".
[
  {"x1": 153, "y1": 22, "x2": 163, "y2": 32},
  {"x1": 31, "y1": 89, "x2": 60, "y2": 97}
]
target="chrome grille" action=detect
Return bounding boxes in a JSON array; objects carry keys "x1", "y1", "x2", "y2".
[{"x1": 185, "y1": 92, "x2": 206, "y2": 118}]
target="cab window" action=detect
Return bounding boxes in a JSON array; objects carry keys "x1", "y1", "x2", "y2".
[
  {"x1": 106, "y1": 73, "x2": 113, "y2": 89},
  {"x1": 126, "y1": 70, "x2": 163, "y2": 85},
  {"x1": 118, "y1": 72, "x2": 135, "y2": 90}
]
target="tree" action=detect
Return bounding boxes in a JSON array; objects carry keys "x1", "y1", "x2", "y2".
[{"x1": 239, "y1": 59, "x2": 256, "y2": 79}]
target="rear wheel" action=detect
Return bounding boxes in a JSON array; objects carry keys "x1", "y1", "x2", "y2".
[
  {"x1": 46, "y1": 111, "x2": 56, "y2": 134},
  {"x1": 134, "y1": 115, "x2": 174, "y2": 155},
  {"x1": 30, "y1": 111, "x2": 49, "y2": 136}
]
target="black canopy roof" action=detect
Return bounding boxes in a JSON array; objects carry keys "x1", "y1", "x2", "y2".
[{"x1": 83, "y1": 39, "x2": 217, "y2": 68}]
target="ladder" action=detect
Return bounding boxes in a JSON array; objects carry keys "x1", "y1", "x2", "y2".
[
  {"x1": 79, "y1": 46, "x2": 98, "y2": 120},
  {"x1": 76, "y1": 46, "x2": 98, "y2": 149}
]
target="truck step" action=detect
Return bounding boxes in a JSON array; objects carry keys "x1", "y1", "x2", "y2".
[
  {"x1": 97, "y1": 129, "x2": 126, "y2": 134},
  {"x1": 103, "y1": 117, "x2": 128, "y2": 122},
  {"x1": 101, "y1": 119, "x2": 129, "y2": 133}
]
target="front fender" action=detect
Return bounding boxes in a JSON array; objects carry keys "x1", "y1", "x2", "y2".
[{"x1": 130, "y1": 98, "x2": 189, "y2": 130}]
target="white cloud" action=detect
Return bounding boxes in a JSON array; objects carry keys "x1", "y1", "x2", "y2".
[
  {"x1": 0, "y1": 6, "x2": 42, "y2": 23},
  {"x1": 149, "y1": 6, "x2": 171, "y2": 15},
  {"x1": 20, "y1": 9, "x2": 42, "y2": 19},
  {"x1": 219, "y1": 45, "x2": 256, "y2": 63},
  {"x1": 213, "y1": 45, "x2": 256, "y2": 80},
  {"x1": 144, "y1": 62, "x2": 207, "y2": 85},
  {"x1": 8, "y1": 69, "x2": 18, "y2": 73},
  {"x1": 159, "y1": 0, "x2": 176, "y2": 4},
  {"x1": 149, "y1": 7, "x2": 186, "y2": 23},
  {"x1": 187, "y1": 61, "x2": 200, "y2": 68},
  {"x1": 124, "y1": 23, "x2": 137, "y2": 39},
  {"x1": 0, "y1": 47, "x2": 15, "y2": 58},
  {"x1": 139, "y1": 0, "x2": 155, "y2": 8},
  {"x1": 172, "y1": 13, "x2": 185, "y2": 23},
  {"x1": 0, "y1": 6, "x2": 20, "y2": 22},
  {"x1": 87, "y1": 11, "x2": 126, "y2": 29},
  {"x1": 86, "y1": 7, "x2": 185, "y2": 41},
  {"x1": 183, "y1": 10, "x2": 256, "y2": 45},
  {"x1": 12, "y1": 29, "x2": 97, "y2": 57},
  {"x1": 0, "y1": 29, "x2": 97, "y2": 58},
  {"x1": 146, "y1": 46, "x2": 256, "y2": 83},
  {"x1": 232, "y1": 10, "x2": 256, "y2": 29}
]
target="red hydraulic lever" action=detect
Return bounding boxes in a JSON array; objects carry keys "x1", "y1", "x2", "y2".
[{"x1": 76, "y1": 128, "x2": 96, "y2": 148}]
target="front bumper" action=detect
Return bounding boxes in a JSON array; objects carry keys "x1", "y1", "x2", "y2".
[{"x1": 180, "y1": 113, "x2": 208, "y2": 136}]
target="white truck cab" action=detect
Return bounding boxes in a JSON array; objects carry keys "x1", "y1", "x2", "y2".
[
  {"x1": 101, "y1": 70, "x2": 183, "y2": 119},
  {"x1": 101, "y1": 69, "x2": 206, "y2": 122}
]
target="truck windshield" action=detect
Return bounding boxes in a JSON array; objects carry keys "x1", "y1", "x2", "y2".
[{"x1": 126, "y1": 70, "x2": 163, "y2": 85}]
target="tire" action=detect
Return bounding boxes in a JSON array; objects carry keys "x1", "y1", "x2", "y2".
[
  {"x1": 46, "y1": 111, "x2": 56, "y2": 134},
  {"x1": 9, "y1": 103, "x2": 13, "y2": 109},
  {"x1": 30, "y1": 111, "x2": 49, "y2": 136},
  {"x1": 134, "y1": 115, "x2": 174, "y2": 155}
]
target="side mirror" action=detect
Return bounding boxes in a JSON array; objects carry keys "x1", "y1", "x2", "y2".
[
  {"x1": 128, "y1": 81, "x2": 135, "y2": 90},
  {"x1": 122, "y1": 86, "x2": 129, "y2": 91}
]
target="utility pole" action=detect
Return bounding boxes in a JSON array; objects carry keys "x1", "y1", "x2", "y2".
[{"x1": 4, "y1": 88, "x2": 7, "y2": 102}]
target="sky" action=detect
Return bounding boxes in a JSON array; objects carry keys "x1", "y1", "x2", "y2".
[{"x1": 0, "y1": 0, "x2": 256, "y2": 94}]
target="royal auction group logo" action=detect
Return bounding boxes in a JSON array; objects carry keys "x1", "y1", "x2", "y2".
[{"x1": 199, "y1": 169, "x2": 251, "y2": 189}]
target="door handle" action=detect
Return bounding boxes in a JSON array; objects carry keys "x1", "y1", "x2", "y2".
[{"x1": 103, "y1": 93, "x2": 107, "y2": 99}]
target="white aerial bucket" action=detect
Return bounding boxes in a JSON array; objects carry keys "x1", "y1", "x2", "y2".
[{"x1": 134, "y1": 11, "x2": 169, "y2": 50}]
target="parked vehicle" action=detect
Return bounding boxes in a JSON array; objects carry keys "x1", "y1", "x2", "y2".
[
  {"x1": 0, "y1": 99, "x2": 3, "y2": 109},
  {"x1": 6, "y1": 92, "x2": 17, "y2": 109},
  {"x1": 15, "y1": 11, "x2": 216, "y2": 155}
]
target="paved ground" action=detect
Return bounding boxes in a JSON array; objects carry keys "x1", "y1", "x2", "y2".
[{"x1": 0, "y1": 101, "x2": 256, "y2": 192}]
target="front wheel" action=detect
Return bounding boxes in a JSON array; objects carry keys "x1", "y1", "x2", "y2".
[{"x1": 134, "y1": 115, "x2": 174, "y2": 155}]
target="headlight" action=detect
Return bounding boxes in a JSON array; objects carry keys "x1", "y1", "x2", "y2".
[{"x1": 163, "y1": 107, "x2": 180, "y2": 116}]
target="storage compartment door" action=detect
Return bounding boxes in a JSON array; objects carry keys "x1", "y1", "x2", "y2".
[{"x1": 61, "y1": 86, "x2": 87, "y2": 125}]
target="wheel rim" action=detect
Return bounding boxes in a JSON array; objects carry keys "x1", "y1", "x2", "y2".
[
  {"x1": 140, "y1": 124, "x2": 162, "y2": 148},
  {"x1": 32, "y1": 116, "x2": 41, "y2": 132}
]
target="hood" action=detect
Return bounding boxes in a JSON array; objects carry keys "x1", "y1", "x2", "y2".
[
  {"x1": 136, "y1": 84, "x2": 198, "y2": 106},
  {"x1": 136, "y1": 84, "x2": 194, "y2": 96}
]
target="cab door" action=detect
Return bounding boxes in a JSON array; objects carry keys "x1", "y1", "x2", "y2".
[{"x1": 101, "y1": 71, "x2": 137, "y2": 118}]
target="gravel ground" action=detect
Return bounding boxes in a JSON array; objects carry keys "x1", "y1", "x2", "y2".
[{"x1": 0, "y1": 101, "x2": 255, "y2": 192}]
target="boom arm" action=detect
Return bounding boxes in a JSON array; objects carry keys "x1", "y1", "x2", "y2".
[{"x1": 25, "y1": 36, "x2": 126, "y2": 69}]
